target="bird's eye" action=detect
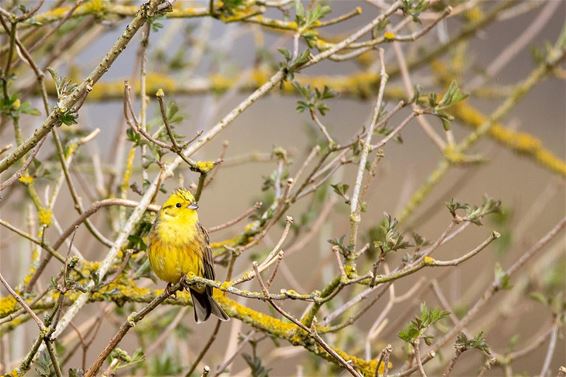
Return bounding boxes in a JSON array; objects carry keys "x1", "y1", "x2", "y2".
[{"x1": 175, "y1": 203, "x2": 182, "y2": 208}]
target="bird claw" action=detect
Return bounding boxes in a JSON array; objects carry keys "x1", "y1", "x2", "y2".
[{"x1": 166, "y1": 283, "x2": 178, "y2": 298}]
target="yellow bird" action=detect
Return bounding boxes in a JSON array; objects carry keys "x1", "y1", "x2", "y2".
[{"x1": 148, "y1": 188, "x2": 229, "y2": 322}]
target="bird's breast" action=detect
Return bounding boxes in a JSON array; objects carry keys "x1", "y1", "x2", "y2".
[{"x1": 148, "y1": 219, "x2": 204, "y2": 283}]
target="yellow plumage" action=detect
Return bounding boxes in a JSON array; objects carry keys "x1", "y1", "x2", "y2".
[{"x1": 148, "y1": 188, "x2": 229, "y2": 322}]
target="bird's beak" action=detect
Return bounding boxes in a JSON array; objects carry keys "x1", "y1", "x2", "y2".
[{"x1": 188, "y1": 202, "x2": 199, "y2": 210}]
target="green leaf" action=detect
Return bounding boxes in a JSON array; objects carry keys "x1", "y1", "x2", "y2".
[
  {"x1": 292, "y1": 81, "x2": 310, "y2": 98},
  {"x1": 34, "y1": 351, "x2": 53, "y2": 377},
  {"x1": 149, "y1": 16, "x2": 165, "y2": 32},
  {"x1": 47, "y1": 67, "x2": 77, "y2": 98},
  {"x1": 57, "y1": 109, "x2": 79, "y2": 126},
  {"x1": 438, "y1": 81, "x2": 468, "y2": 109},
  {"x1": 19, "y1": 101, "x2": 41, "y2": 116},
  {"x1": 529, "y1": 291, "x2": 549, "y2": 306},
  {"x1": 456, "y1": 332, "x2": 490, "y2": 354},
  {"x1": 494, "y1": 263, "x2": 511, "y2": 290},
  {"x1": 412, "y1": 232, "x2": 429, "y2": 248},
  {"x1": 399, "y1": 324, "x2": 420, "y2": 343},
  {"x1": 294, "y1": 82, "x2": 333, "y2": 117},
  {"x1": 446, "y1": 198, "x2": 468, "y2": 217},
  {"x1": 166, "y1": 101, "x2": 184, "y2": 125},
  {"x1": 440, "y1": 116, "x2": 451, "y2": 131},
  {"x1": 278, "y1": 48, "x2": 292, "y2": 62},
  {"x1": 400, "y1": 0, "x2": 429, "y2": 22},
  {"x1": 293, "y1": 49, "x2": 312, "y2": 68},
  {"x1": 330, "y1": 183, "x2": 349, "y2": 201},
  {"x1": 398, "y1": 303, "x2": 449, "y2": 343},
  {"x1": 296, "y1": 100, "x2": 311, "y2": 113},
  {"x1": 328, "y1": 235, "x2": 352, "y2": 255},
  {"x1": 242, "y1": 353, "x2": 271, "y2": 377},
  {"x1": 373, "y1": 213, "x2": 411, "y2": 254}
]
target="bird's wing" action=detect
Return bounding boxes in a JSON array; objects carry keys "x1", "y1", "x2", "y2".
[{"x1": 198, "y1": 223, "x2": 215, "y2": 281}]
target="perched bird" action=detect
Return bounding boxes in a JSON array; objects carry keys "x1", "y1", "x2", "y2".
[{"x1": 148, "y1": 188, "x2": 229, "y2": 322}]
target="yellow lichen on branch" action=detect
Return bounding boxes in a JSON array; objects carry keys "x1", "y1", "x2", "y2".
[
  {"x1": 37, "y1": 207, "x2": 53, "y2": 226},
  {"x1": 24, "y1": 1, "x2": 208, "y2": 27},
  {"x1": 0, "y1": 278, "x2": 385, "y2": 376},
  {"x1": 431, "y1": 59, "x2": 566, "y2": 177},
  {"x1": 194, "y1": 161, "x2": 216, "y2": 174},
  {"x1": 0, "y1": 296, "x2": 18, "y2": 318},
  {"x1": 43, "y1": 66, "x2": 565, "y2": 178},
  {"x1": 43, "y1": 70, "x2": 385, "y2": 101},
  {"x1": 450, "y1": 102, "x2": 566, "y2": 176}
]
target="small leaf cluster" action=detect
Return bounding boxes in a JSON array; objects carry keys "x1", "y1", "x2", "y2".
[
  {"x1": 243, "y1": 353, "x2": 271, "y2": 377},
  {"x1": 530, "y1": 42, "x2": 555, "y2": 65},
  {"x1": 330, "y1": 183, "x2": 349, "y2": 203},
  {"x1": 35, "y1": 350, "x2": 56, "y2": 377},
  {"x1": 149, "y1": 15, "x2": 165, "y2": 32},
  {"x1": 47, "y1": 68, "x2": 78, "y2": 99},
  {"x1": 0, "y1": 95, "x2": 40, "y2": 118},
  {"x1": 428, "y1": 81, "x2": 468, "y2": 130},
  {"x1": 455, "y1": 332, "x2": 490, "y2": 354},
  {"x1": 494, "y1": 263, "x2": 511, "y2": 290},
  {"x1": 295, "y1": 82, "x2": 335, "y2": 116},
  {"x1": 126, "y1": 127, "x2": 142, "y2": 146},
  {"x1": 446, "y1": 196, "x2": 501, "y2": 225},
  {"x1": 56, "y1": 107, "x2": 79, "y2": 126},
  {"x1": 276, "y1": 2, "x2": 331, "y2": 79},
  {"x1": 412, "y1": 232, "x2": 429, "y2": 249},
  {"x1": 110, "y1": 347, "x2": 144, "y2": 366},
  {"x1": 278, "y1": 48, "x2": 311, "y2": 80},
  {"x1": 373, "y1": 213, "x2": 411, "y2": 254},
  {"x1": 47, "y1": 68, "x2": 80, "y2": 125},
  {"x1": 400, "y1": 0, "x2": 429, "y2": 22},
  {"x1": 295, "y1": 2, "x2": 331, "y2": 47},
  {"x1": 328, "y1": 235, "x2": 354, "y2": 257},
  {"x1": 399, "y1": 303, "x2": 449, "y2": 344}
]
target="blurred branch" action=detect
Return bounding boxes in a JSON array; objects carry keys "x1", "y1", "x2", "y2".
[
  {"x1": 0, "y1": 1, "x2": 563, "y2": 376},
  {"x1": 59, "y1": 68, "x2": 566, "y2": 177},
  {"x1": 397, "y1": 32, "x2": 566, "y2": 223},
  {"x1": 0, "y1": 0, "x2": 169, "y2": 174}
]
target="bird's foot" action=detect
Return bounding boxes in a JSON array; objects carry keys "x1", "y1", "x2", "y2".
[{"x1": 166, "y1": 283, "x2": 178, "y2": 298}]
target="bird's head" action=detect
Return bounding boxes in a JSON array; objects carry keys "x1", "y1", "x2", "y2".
[{"x1": 159, "y1": 188, "x2": 199, "y2": 223}]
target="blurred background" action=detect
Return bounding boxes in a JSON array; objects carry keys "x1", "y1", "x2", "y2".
[{"x1": 0, "y1": 0, "x2": 565, "y2": 376}]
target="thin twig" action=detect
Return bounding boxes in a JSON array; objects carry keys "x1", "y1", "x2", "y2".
[
  {"x1": 208, "y1": 202, "x2": 262, "y2": 233},
  {"x1": 414, "y1": 341, "x2": 428, "y2": 377},
  {"x1": 185, "y1": 320, "x2": 222, "y2": 377},
  {"x1": 0, "y1": 0, "x2": 168, "y2": 173},
  {"x1": 232, "y1": 216, "x2": 294, "y2": 285},
  {"x1": 539, "y1": 323, "x2": 559, "y2": 377},
  {"x1": 252, "y1": 263, "x2": 362, "y2": 377},
  {"x1": 375, "y1": 345, "x2": 392, "y2": 377},
  {"x1": 84, "y1": 280, "x2": 184, "y2": 377},
  {"x1": 0, "y1": 272, "x2": 45, "y2": 330}
]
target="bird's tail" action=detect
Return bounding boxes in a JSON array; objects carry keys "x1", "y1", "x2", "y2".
[{"x1": 189, "y1": 288, "x2": 230, "y2": 323}]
